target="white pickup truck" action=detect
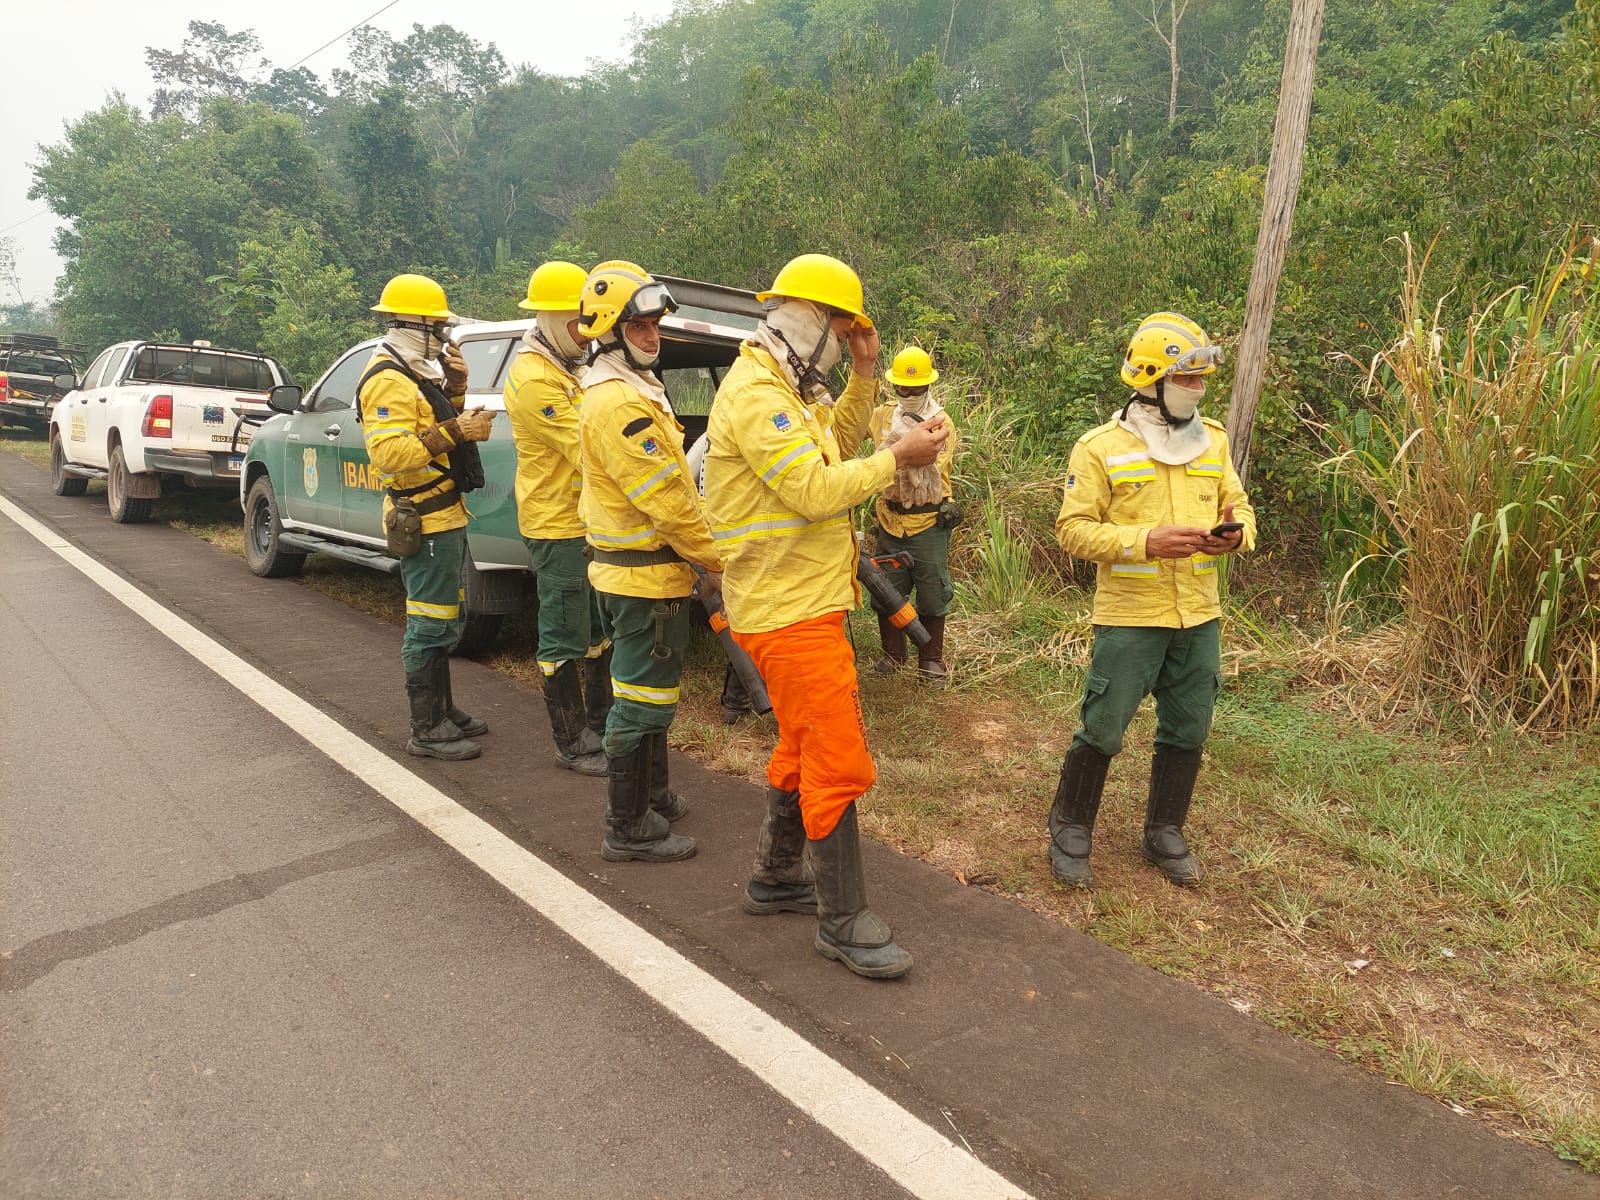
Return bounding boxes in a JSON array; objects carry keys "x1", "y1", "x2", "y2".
[{"x1": 49, "y1": 340, "x2": 292, "y2": 523}]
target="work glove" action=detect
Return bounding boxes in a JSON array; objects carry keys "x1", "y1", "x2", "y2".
[
  {"x1": 440, "y1": 343, "x2": 470, "y2": 398},
  {"x1": 453, "y1": 407, "x2": 495, "y2": 442}
]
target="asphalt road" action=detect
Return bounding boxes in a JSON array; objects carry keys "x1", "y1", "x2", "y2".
[{"x1": 3, "y1": 448, "x2": 1597, "y2": 1200}]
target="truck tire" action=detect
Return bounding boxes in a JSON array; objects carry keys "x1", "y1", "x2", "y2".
[
  {"x1": 107, "y1": 444, "x2": 154, "y2": 524},
  {"x1": 50, "y1": 433, "x2": 87, "y2": 497},
  {"x1": 244, "y1": 475, "x2": 307, "y2": 579},
  {"x1": 452, "y1": 549, "x2": 514, "y2": 657}
]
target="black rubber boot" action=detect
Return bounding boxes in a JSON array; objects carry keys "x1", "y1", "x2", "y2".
[
  {"x1": 1140, "y1": 747, "x2": 1204, "y2": 887},
  {"x1": 544, "y1": 661, "x2": 606, "y2": 777},
  {"x1": 810, "y1": 805, "x2": 911, "y2": 979},
  {"x1": 647, "y1": 731, "x2": 689, "y2": 823},
  {"x1": 917, "y1": 614, "x2": 948, "y2": 688},
  {"x1": 405, "y1": 662, "x2": 481, "y2": 761},
  {"x1": 437, "y1": 648, "x2": 487, "y2": 736},
  {"x1": 1048, "y1": 743, "x2": 1112, "y2": 888},
  {"x1": 601, "y1": 739, "x2": 696, "y2": 863},
  {"x1": 871, "y1": 612, "x2": 907, "y2": 676},
  {"x1": 720, "y1": 663, "x2": 754, "y2": 725},
  {"x1": 583, "y1": 646, "x2": 614, "y2": 738},
  {"x1": 741, "y1": 786, "x2": 817, "y2": 915}
]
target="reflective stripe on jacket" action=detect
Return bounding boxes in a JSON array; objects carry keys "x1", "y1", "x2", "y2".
[
  {"x1": 1055, "y1": 415, "x2": 1255, "y2": 628},
  {"x1": 867, "y1": 399, "x2": 958, "y2": 538},
  {"x1": 503, "y1": 347, "x2": 584, "y2": 539},
  {"x1": 358, "y1": 350, "x2": 466, "y2": 535},
  {"x1": 705, "y1": 342, "x2": 895, "y2": 635},
  {"x1": 578, "y1": 377, "x2": 721, "y2": 599}
]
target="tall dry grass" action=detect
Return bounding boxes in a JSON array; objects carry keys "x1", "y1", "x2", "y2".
[{"x1": 1318, "y1": 236, "x2": 1600, "y2": 730}]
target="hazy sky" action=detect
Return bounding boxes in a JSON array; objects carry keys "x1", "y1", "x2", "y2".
[{"x1": 0, "y1": 0, "x2": 682, "y2": 304}]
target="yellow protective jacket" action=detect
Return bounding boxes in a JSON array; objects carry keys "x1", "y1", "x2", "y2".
[
  {"x1": 704, "y1": 342, "x2": 895, "y2": 635},
  {"x1": 358, "y1": 349, "x2": 467, "y2": 535},
  {"x1": 503, "y1": 344, "x2": 584, "y2": 539},
  {"x1": 1056, "y1": 415, "x2": 1255, "y2": 628},
  {"x1": 866, "y1": 399, "x2": 959, "y2": 538},
  {"x1": 578, "y1": 376, "x2": 721, "y2": 599}
]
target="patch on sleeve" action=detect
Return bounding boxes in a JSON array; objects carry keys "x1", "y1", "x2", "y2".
[
  {"x1": 1065, "y1": 473, "x2": 1076, "y2": 488},
  {"x1": 622, "y1": 416, "x2": 652, "y2": 437},
  {"x1": 541, "y1": 404, "x2": 557, "y2": 419},
  {"x1": 640, "y1": 437, "x2": 660, "y2": 456},
  {"x1": 376, "y1": 406, "x2": 390, "y2": 418},
  {"x1": 771, "y1": 411, "x2": 792, "y2": 432}
]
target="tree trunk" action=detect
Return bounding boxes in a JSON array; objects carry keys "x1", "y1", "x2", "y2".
[{"x1": 1225, "y1": 0, "x2": 1326, "y2": 487}]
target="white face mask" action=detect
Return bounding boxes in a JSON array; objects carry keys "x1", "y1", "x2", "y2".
[{"x1": 1163, "y1": 379, "x2": 1204, "y2": 421}]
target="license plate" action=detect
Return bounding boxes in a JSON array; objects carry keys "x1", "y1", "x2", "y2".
[{"x1": 226, "y1": 455, "x2": 244, "y2": 473}]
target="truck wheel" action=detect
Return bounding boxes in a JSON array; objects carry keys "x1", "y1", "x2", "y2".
[
  {"x1": 244, "y1": 475, "x2": 307, "y2": 579},
  {"x1": 50, "y1": 433, "x2": 87, "y2": 497},
  {"x1": 106, "y1": 444, "x2": 154, "y2": 524},
  {"x1": 452, "y1": 550, "x2": 512, "y2": 657}
]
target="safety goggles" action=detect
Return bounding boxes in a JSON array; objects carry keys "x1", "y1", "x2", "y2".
[
  {"x1": 1170, "y1": 344, "x2": 1222, "y2": 374},
  {"x1": 623, "y1": 282, "x2": 678, "y2": 322}
]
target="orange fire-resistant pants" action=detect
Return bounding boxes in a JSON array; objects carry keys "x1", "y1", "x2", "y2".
[{"x1": 734, "y1": 611, "x2": 876, "y2": 840}]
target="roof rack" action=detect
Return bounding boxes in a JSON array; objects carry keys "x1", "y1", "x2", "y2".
[{"x1": 0, "y1": 332, "x2": 86, "y2": 354}]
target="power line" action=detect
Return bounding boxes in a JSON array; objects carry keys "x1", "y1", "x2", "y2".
[
  {"x1": 285, "y1": 0, "x2": 404, "y2": 71},
  {"x1": 0, "y1": 209, "x2": 52, "y2": 236}
]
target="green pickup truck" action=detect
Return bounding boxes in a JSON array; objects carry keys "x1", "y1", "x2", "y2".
[{"x1": 238, "y1": 276, "x2": 762, "y2": 655}]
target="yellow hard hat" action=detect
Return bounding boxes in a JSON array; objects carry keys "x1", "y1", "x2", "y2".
[
  {"x1": 757, "y1": 253, "x2": 873, "y2": 329},
  {"x1": 1120, "y1": 312, "x2": 1220, "y2": 388},
  {"x1": 579, "y1": 260, "x2": 677, "y2": 339},
  {"x1": 518, "y1": 260, "x2": 588, "y2": 312},
  {"x1": 371, "y1": 273, "x2": 455, "y2": 319},
  {"x1": 885, "y1": 346, "x2": 939, "y2": 388}
]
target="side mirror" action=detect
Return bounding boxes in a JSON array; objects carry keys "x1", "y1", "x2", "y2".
[
  {"x1": 54, "y1": 373, "x2": 78, "y2": 390},
  {"x1": 267, "y1": 383, "x2": 304, "y2": 414}
]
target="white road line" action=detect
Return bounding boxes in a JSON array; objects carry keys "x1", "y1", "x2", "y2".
[{"x1": 0, "y1": 495, "x2": 1031, "y2": 1200}]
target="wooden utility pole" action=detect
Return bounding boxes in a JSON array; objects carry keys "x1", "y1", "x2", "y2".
[{"x1": 1226, "y1": 0, "x2": 1326, "y2": 485}]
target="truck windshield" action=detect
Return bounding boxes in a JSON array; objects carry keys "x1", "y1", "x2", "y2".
[
  {"x1": 126, "y1": 347, "x2": 280, "y2": 391},
  {"x1": 5, "y1": 353, "x2": 74, "y2": 375}
]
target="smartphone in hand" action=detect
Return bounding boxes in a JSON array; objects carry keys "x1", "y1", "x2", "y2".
[{"x1": 1210, "y1": 521, "x2": 1244, "y2": 536}]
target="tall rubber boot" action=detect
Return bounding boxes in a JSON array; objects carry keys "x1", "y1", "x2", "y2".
[
  {"x1": 405, "y1": 663, "x2": 480, "y2": 761},
  {"x1": 436, "y1": 648, "x2": 487, "y2": 736},
  {"x1": 810, "y1": 805, "x2": 911, "y2": 979},
  {"x1": 601, "y1": 738, "x2": 696, "y2": 863},
  {"x1": 583, "y1": 645, "x2": 614, "y2": 738},
  {"x1": 647, "y1": 731, "x2": 689, "y2": 823},
  {"x1": 1048, "y1": 743, "x2": 1112, "y2": 888},
  {"x1": 741, "y1": 786, "x2": 817, "y2": 915},
  {"x1": 720, "y1": 663, "x2": 754, "y2": 725},
  {"x1": 1140, "y1": 747, "x2": 1204, "y2": 886},
  {"x1": 871, "y1": 612, "x2": 907, "y2": 676},
  {"x1": 543, "y1": 661, "x2": 605, "y2": 776},
  {"x1": 917, "y1": 614, "x2": 948, "y2": 689}
]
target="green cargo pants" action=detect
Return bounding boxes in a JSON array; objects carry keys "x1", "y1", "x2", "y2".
[
  {"x1": 876, "y1": 523, "x2": 953, "y2": 618},
  {"x1": 1072, "y1": 620, "x2": 1222, "y2": 757},
  {"x1": 596, "y1": 590, "x2": 692, "y2": 757},
  {"x1": 524, "y1": 536, "x2": 607, "y2": 674},
  {"x1": 399, "y1": 526, "x2": 466, "y2": 675}
]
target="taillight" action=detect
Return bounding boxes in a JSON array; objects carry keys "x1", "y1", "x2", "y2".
[
  {"x1": 141, "y1": 394, "x2": 174, "y2": 438},
  {"x1": 0, "y1": 373, "x2": 8, "y2": 404}
]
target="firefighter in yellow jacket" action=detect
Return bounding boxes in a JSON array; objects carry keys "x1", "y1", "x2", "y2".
[
  {"x1": 705, "y1": 254, "x2": 948, "y2": 979},
  {"x1": 503, "y1": 260, "x2": 612, "y2": 777},
  {"x1": 578, "y1": 261, "x2": 723, "y2": 863},
  {"x1": 358, "y1": 273, "x2": 496, "y2": 761},
  {"x1": 866, "y1": 346, "x2": 960, "y2": 685},
  {"x1": 1048, "y1": 311, "x2": 1256, "y2": 889}
]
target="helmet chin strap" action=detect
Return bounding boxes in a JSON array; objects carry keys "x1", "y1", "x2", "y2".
[
  {"x1": 1122, "y1": 378, "x2": 1197, "y2": 428},
  {"x1": 600, "y1": 331, "x2": 658, "y2": 372},
  {"x1": 767, "y1": 325, "x2": 836, "y2": 396}
]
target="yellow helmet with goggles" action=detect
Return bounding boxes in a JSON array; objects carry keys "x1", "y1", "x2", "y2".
[
  {"x1": 1119, "y1": 312, "x2": 1220, "y2": 389},
  {"x1": 579, "y1": 260, "x2": 677, "y2": 339}
]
